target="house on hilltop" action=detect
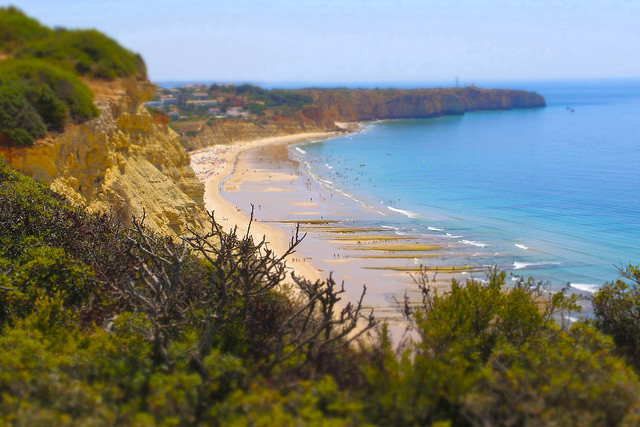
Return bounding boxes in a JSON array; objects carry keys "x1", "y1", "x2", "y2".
[
  {"x1": 161, "y1": 96, "x2": 178, "y2": 105},
  {"x1": 192, "y1": 92, "x2": 209, "y2": 100},
  {"x1": 227, "y1": 107, "x2": 247, "y2": 117}
]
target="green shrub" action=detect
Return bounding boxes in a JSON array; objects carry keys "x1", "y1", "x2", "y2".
[
  {"x1": 592, "y1": 264, "x2": 640, "y2": 370},
  {"x1": 0, "y1": 8, "x2": 146, "y2": 145},
  {"x1": 0, "y1": 59, "x2": 99, "y2": 144},
  {"x1": 0, "y1": 59, "x2": 99, "y2": 121},
  {"x1": 0, "y1": 6, "x2": 52, "y2": 53},
  {"x1": 0, "y1": 81, "x2": 46, "y2": 144},
  {"x1": 362, "y1": 270, "x2": 639, "y2": 425},
  {"x1": 1, "y1": 160, "x2": 640, "y2": 424},
  {"x1": 17, "y1": 29, "x2": 147, "y2": 80}
]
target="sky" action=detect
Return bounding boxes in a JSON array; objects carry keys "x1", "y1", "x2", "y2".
[{"x1": 7, "y1": 0, "x2": 640, "y2": 84}]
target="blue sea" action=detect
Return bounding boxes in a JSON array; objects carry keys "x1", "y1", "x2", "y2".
[{"x1": 294, "y1": 79, "x2": 640, "y2": 294}]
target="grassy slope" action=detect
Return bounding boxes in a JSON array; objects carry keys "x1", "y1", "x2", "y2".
[{"x1": 0, "y1": 7, "x2": 146, "y2": 146}]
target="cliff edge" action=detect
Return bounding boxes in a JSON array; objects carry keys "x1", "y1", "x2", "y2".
[
  {"x1": 180, "y1": 86, "x2": 545, "y2": 150},
  {"x1": 0, "y1": 78, "x2": 209, "y2": 237},
  {"x1": 298, "y1": 86, "x2": 546, "y2": 122}
]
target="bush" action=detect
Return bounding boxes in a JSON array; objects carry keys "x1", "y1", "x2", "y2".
[
  {"x1": 246, "y1": 102, "x2": 266, "y2": 116},
  {"x1": 2, "y1": 161, "x2": 640, "y2": 424},
  {"x1": 0, "y1": 59, "x2": 99, "y2": 144},
  {"x1": 0, "y1": 82, "x2": 46, "y2": 144},
  {"x1": 592, "y1": 265, "x2": 640, "y2": 370},
  {"x1": 362, "y1": 269, "x2": 639, "y2": 425},
  {"x1": 17, "y1": 29, "x2": 147, "y2": 80},
  {"x1": 0, "y1": 6, "x2": 52, "y2": 53},
  {"x1": 0, "y1": 8, "x2": 146, "y2": 145}
]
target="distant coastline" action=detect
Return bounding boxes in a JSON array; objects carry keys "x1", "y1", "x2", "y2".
[{"x1": 158, "y1": 83, "x2": 545, "y2": 151}]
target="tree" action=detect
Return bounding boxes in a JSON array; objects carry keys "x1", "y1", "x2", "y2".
[{"x1": 592, "y1": 264, "x2": 640, "y2": 370}]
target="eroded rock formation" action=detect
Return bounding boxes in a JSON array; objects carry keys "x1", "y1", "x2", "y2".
[{"x1": 0, "y1": 78, "x2": 208, "y2": 237}]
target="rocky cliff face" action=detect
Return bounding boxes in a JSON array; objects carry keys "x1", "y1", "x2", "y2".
[
  {"x1": 181, "y1": 87, "x2": 545, "y2": 149},
  {"x1": 299, "y1": 87, "x2": 546, "y2": 122},
  {"x1": 183, "y1": 116, "x2": 335, "y2": 151},
  {"x1": 0, "y1": 78, "x2": 208, "y2": 237}
]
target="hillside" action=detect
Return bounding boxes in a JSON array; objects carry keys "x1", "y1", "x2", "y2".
[
  {"x1": 0, "y1": 7, "x2": 207, "y2": 237},
  {"x1": 2, "y1": 158, "x2": 640, "y2": 424},
  {"x1": 163, "y1": 84, "x2": 545, "y2": 150},
  {"x1": 299, "y1": 86, "x2": 545, "y2": 121},
  {"x1": 2, "y1": 7, "x2": 640, "y2": 426}
]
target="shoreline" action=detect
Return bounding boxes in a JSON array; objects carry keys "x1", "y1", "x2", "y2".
[
  {"x1": 190, "y1": 128, "x2": 458, "y2": 327},
  {"x1": 190, "y1": 131, "x2": 343, "y2": 283}
]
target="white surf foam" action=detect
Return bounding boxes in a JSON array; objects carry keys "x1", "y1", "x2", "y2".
[
  {"x1": 460, "y1": 239, "x2": 489, "y2": 248},
  {"x1": 513, "y1": 261, "x2": 561, "y2": 270},
  {"x1": 515, "y1": 244, "x2": 529, "y2": 250},
  {"x1": 446, "y1": 233, "x2": 463, "y2": 239},
  {"x1": 387, "y1": 206, "x2": 420, "y2": 218},
  {"x1": 569, "y1": 283, "x2": 601, "y2": 294},
  {"x1": 428, "y1": 226, "x2": 444, "y2": 232},
  {"x1": 295, "y1": 147, "x2": 306, "y2": 154}
]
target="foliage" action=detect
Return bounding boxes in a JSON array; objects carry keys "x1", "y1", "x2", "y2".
[
  {"x1": 17, "y1": 28, "x2": 147, "y2": 80},
  {"x1": 0, "y1": 161, "x2": 376, "y2": 424},
  {"x1": 207, "y1": 84, "x2": 313, "y2": 110},
  {"x1": 592, "y1": 264, "x2": 640, "y2": 370},
  {"x1": 0, "y1": 7, "x2": 146, "y2": 80},
  {"x1": 245, "y1": 102, "x2": 266, "y2": 116},
  {"x1": 0, "y1": 81, "x2": 46, "y2": 144},
  {"x1": 1, "y1": 160, "x2": 640, "y2": 424},
  {"x1": 0, "y1": 6, "x2": 52, "y2": 53},
  {"x1": 0, "y1": 59, "x2": 99, "y2": 144},
  {"x1": 361, "y1": 269, "x2": 639, "y2": 425},
  {"x1": 0, "y1": 8, "x2": 146, "y2": 145}
]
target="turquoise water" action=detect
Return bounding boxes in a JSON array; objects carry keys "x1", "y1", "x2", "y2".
[{"x1": 296, "y1": 80, "x2": 640, "y2": 293}]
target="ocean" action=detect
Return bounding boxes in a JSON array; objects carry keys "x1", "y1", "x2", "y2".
[{"x1": 293, "y1": 79, "x2": 640, "y2": 294}]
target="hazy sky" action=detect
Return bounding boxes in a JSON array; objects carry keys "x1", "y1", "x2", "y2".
[{"x1": 9, "y1": 0, "x2": 640, "y2": 84}]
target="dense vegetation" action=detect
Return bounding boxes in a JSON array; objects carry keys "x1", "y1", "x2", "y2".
[
  {"x1": 0, "y1": 7, "x2": 146, "y2": 146},
  {"x1": 209, "y1": 83, "x2": 314, "y2": 111},
  {"x1": 0, "y1": 7, "x2": 146, "y2": 80},
  {"x1": 0, "y1": 59, "x2": 100, "y2": 144},
  {"x1": 16, "y1": 29, "x2": 147, "y2": 80},
  {"x1": 0, "y1": 6, "x2": 51, "y2": 53},
  {"x1": 2, "y1": 159, "x2": 640, "y2": 424}
]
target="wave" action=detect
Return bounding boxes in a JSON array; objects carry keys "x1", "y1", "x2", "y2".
[
  {"x1": 303, "y1": 161, "x2": 384, "y2": 215},
  {"x1": 569, "y1": 283, "x2": 601, "y2": 294},
  {"x1": 295, "y1": 147, "x2": 306, "y2": 154},
  {"x1": 428, "y1": 226, "x2": 444, "y2": 232},
  {"x1": 381, "y1": 225, "x2": 399, "y2": 230},
  {"x1": 460, "y1": 239, "x2": 489, "y2": 248},
  {"x1": 446, "y1": 233, "x2": 463, "y2": 239},
  {"x1": 515, "y1": 243, "x2": 529, "y2": 250},
  {"x1": 380, "y1": 225, "x2": 408, "y2": 236},
  {"x1": 513, "y1": 261, "x2": 561, "y2": 270},
  {"x1": 387, "y1": 206, "x2": 420, "y2": 218}
]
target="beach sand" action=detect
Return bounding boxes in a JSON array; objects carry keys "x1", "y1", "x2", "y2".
[
  {"x1": 190, "y1": 131, "x2": 466, "y2": 326},
  {"x1": 190, "y1": 132, "x2": 339, "y2": 284}
]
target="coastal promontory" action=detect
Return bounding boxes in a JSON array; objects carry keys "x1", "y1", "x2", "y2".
[{"x1": 174, "y1": 85, "x2": 545, "y2": 150}]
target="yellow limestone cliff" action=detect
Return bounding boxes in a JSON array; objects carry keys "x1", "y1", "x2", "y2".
[{"x1": 0, "y1": 79, "x2": 208, "y2": 237}]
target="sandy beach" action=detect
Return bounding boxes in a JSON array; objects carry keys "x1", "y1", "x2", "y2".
[
  {"x1": 190, "y1": 132, "x2": 340, "y2": 284},
  {"x1": 190, "y1": 130, "x2": 465, "y2": 326}
]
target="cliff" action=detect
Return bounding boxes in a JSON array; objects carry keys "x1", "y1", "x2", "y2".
[
  {"x1": 183, "y1": 115, "x2": 335, "y2": 151},
  {"x1": 298, "y1": 86, "x2": 546, "y2": 122},
  {"x1": 0, "y1": 78, "x2": 209, "y2": 237},
  {"x1": 181, "y1": 87, "x2": 545, "y2": 150}
]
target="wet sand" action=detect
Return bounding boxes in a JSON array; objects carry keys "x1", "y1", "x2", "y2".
[
  {"x1": 190, "y1": 133, "x2": 339, "y2": 284},
  {"x1": 191, "y1": 131, "x2": 468, "y2": 326}
]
